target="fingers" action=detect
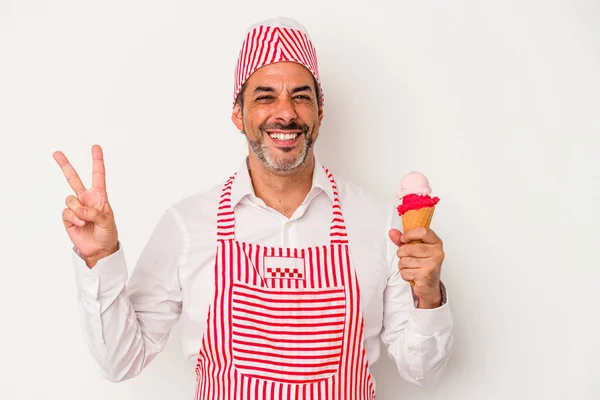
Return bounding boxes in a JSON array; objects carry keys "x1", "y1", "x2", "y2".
[
  {"x1": 76, "y1": 206, "x2": 110, "y2": 227},
  {"x1": 394, "y1": 228, "x2": 444, "y2": 292},
  {"x1": 65, "y1": 195, "x2": 83, "y2": 213},
  {"x1": 91, "y1": 144, "x2": 107, "y2": 192},
  {"x1": 397, "y1": 243, "x2": 431, "y2": 259},
  {"x1": 53, "y1": 151, "x2": 86, "y2": 195},
  {"x1": 401, "y1": 227, "x2": 441, "y2": 245},
  {"x1": 62, "y1": 208, "x2": 85, "y2": 228},
  {"x1": 64, "y1": 195, "x2": 87, "y2": 227},
  {"x1": 400, "y1": 268, "x2": 419, "y2": 283},
  {"x1": 388, "y1": 229, "x2": 404, "y2": 247},
  {"x1": 398, "y1": 255, "x2": 424, "y2": 270}
]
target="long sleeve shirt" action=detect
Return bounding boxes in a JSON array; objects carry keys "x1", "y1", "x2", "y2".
[{"x1": 72, "y1": 157, "x2": 453, "y2": 388}]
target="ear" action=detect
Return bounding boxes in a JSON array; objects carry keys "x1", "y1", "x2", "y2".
[
  {"x1": 232, "y1": 103, "x2": 244, "y2": 131},
  {"x1": 318, "y1": 106, "x2": 324, "y2": 126}
]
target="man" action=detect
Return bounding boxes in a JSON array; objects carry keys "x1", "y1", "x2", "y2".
[{"x1": 53, "y1": 17, "x2": 452, "y2": 399}]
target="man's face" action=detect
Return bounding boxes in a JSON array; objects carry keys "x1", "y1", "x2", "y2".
[{"x1": 232, "y1": 62, "x2": 323, "y2": 175}]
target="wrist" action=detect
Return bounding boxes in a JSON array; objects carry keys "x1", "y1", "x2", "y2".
[
  {"x1": 416, "y1": 285, "x2": 443, "y2": 309},
  {"x1": 84, "y1": 244, "x2": 118, "y2": 268},
  {"x1": 417, "y1": 295, "x2": 442, "y2": 309}
]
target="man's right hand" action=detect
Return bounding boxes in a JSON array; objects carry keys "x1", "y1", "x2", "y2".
[{"x1": 53, "y1": 144, "x2": 119, "y2": 268}]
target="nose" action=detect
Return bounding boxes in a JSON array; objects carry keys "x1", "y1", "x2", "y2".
[{"x1": 273, "y1": 98, "x2": 298, "y2": 124}]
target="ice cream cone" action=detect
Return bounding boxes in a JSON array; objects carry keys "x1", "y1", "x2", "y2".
[
  {"x1": 401, "y1": 206, "x2": 435, "y2": 234},
  {"x1": 396, "y1": 172, "x2": 440, "y2": 287}
]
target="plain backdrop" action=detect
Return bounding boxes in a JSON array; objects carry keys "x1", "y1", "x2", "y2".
[{"x1": 1, "y1": 1, "x2": 599, "y2": 399}]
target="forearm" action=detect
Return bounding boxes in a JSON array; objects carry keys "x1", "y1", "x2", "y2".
[
  {"x1": 382, "y1": 301, "x2": 453, "y2": 387},
  {"x1": 75, "y1": 241, "x2": 186, "y2": 383},
  {"x1": 75, "y1": 247, "x2": 165, "y2": 382},
  {"x1": 380, "y1": 263, "x2": 453, "y2": 386}
]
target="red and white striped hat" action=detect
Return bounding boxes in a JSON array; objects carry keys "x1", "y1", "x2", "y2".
[{"x1": 233, "y1": 17, "x2": 323, "y2": 107}]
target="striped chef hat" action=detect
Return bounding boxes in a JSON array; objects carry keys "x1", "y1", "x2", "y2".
[{"x1": 233, "y1": 17, "x2": 323, "y2": 107}]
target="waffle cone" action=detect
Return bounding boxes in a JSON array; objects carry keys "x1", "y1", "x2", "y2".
[{"x1": 401, "y1": 207, "x2": 435, "y2": 244}]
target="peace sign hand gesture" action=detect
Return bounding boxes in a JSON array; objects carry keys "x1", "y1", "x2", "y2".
[{"x1": 53, "y1": 145, "x2": 119, "y2": 267}]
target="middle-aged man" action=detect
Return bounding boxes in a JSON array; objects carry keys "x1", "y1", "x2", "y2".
[{"x1": 54, "y1": 16, "x2": 453, "y2": 399}]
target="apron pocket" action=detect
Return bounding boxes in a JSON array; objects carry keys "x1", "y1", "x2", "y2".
[{"x1": 230, "y1": 280, "x2": 346, "y2": 384}]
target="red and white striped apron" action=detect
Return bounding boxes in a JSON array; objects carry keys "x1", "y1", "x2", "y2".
[{"x1": 194, "y1": 168, "x2": 375, "y2": 400}]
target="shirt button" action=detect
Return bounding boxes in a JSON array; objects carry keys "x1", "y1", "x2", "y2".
[{"x1": 87, "y1": 275, "x2": 97, "y2": 283}]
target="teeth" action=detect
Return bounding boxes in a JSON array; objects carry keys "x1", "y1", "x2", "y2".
[{"x1": 270, "y1": 133, "x2": 298, "y2": 141}]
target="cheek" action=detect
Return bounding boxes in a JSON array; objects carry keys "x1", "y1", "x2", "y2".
[
  {"x1": 245, "y1": 108, "x2": 273, "y2": 130},
  {"x1": 308, "y1": 115, "x2": 322, "y2": 136},
  {"x1": 296, "y1": 108, "x2": 319, "y2": 126}
]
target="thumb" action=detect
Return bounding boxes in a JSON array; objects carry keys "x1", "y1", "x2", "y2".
[
  {"x1": 77, "y1": 207, "x2": 111, "y2": 227},
  {"x1": 388, "y1": 229, "x2": 404, "y2": 247}
]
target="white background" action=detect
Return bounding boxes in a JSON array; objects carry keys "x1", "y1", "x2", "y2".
[{"x1": 1, "y1": 1, "x2": 599, "y2": 399}]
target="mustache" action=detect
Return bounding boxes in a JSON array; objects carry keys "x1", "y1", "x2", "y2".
[{"x1": 259, "y1": 121, "x2": 310, "y2": 134}]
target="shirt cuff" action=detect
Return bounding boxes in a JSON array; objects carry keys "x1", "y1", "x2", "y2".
[
  {"x1": 72, "y1": 242, "x2": 128, "y2": 300},
  {"x1": 410, "y1": 282, "x2": 453, "y2": 335}
]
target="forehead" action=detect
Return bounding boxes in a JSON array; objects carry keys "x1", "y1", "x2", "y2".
[{"x1": 245, "y1": 61, "x2": 316, "y2": 90}]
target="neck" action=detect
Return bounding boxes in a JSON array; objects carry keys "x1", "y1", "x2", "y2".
[{"x1": 247, "y1": 153, "x2": 315, "y2": 218}]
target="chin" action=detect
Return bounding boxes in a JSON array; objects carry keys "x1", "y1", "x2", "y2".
[
  {"x1": 247, "y1": 130, "x2": 314, "y2": 175},
  {"x1": 264, "y1": 152, "x2": 310, "y2": 175}
]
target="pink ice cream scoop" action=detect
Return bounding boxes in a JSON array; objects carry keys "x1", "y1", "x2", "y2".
[
  {"x1": 396, "y1": 172, "x2": 440, "y2": 216},
  {"x1": 396, "y1": 172, "x2": 432, "y2": 200}
]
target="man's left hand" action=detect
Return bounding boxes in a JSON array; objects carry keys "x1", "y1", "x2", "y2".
[{"x1": 389, "y1": 227, "x2": 445, "y2": 309}]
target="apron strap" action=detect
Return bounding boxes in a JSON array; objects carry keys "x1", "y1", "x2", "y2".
[
  {"x1": 216, "y1": 174, "x2": 236, "y2": 241},
  {"x1": 216, "y1": 166, "x2": 349, "y2": 244},
  {"x1": 323, "y1": 167, "x2": 349, "y2": 245}
]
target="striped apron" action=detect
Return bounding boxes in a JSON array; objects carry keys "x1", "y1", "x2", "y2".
[{"x1": 194, "y1": 168, "x2": 375, "y2": 399}]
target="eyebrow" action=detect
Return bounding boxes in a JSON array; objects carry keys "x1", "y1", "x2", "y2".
[
  {"x1": 291, "y1": 85, "x2": 313, "y2": 94},
  {"x1": 253, "y1": 86, "x2": 275, "y2": 94},
  {"x1": 253, "y1": 85, "x2": 314, "y2": 95}
]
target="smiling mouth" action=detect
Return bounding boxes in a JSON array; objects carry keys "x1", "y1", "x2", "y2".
[
  {"x1": 265, "y1": 131, "x2": 303, "y2": 147},
  {"x1": 267, "y1": 131, "x2": 301, "y2": 141}
]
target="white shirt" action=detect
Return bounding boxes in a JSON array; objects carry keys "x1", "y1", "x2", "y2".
[{"x1": 72, "y1": 157, "x2": 453, "y2": 388}]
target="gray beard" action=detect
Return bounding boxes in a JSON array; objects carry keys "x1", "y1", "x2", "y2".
[{"x1": 245, "y1": 131, "x2": 314, "y2": 176}]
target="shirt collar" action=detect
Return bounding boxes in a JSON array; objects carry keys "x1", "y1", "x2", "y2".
[{"x1": 229, "y1": 156, "x2": 336, "y2": 209}]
